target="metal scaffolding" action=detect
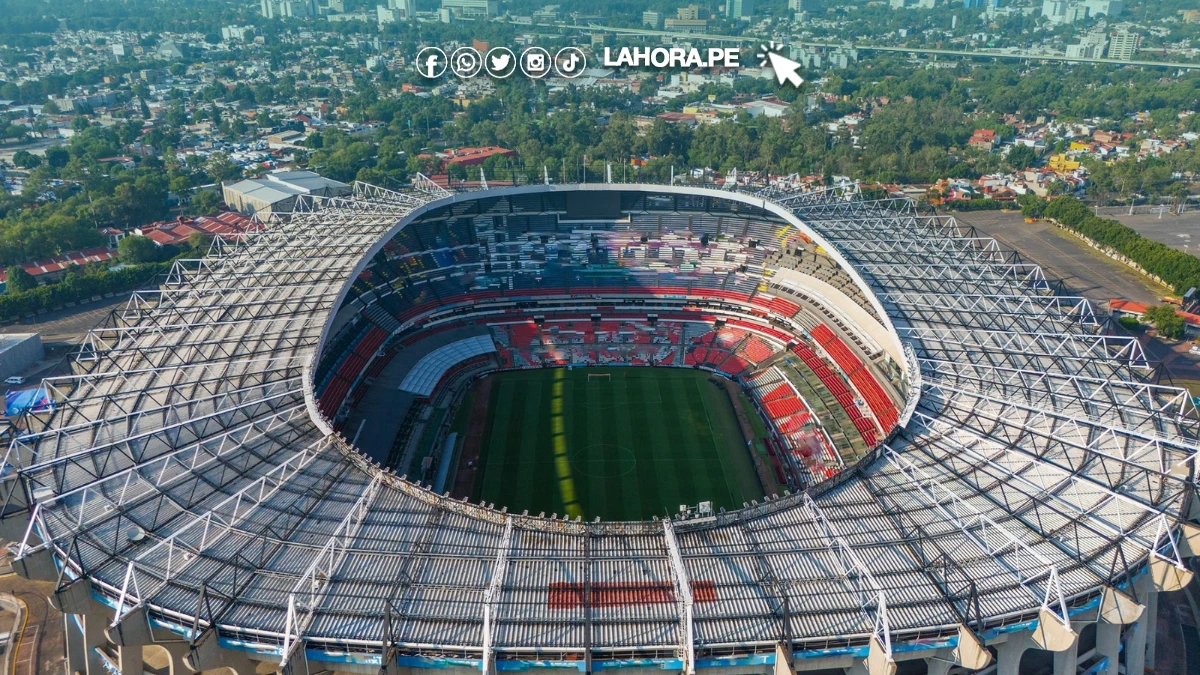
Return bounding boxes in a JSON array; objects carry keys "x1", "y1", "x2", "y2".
[{"x1": 4, "y1": 182, "x2": 1196, "y2": 669}]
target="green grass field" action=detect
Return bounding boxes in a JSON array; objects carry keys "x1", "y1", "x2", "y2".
[{"x1": 470, "y1": 367, "x2": 764, "y2": 521}]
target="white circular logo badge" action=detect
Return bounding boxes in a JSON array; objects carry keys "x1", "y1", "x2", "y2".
[
  {"x1": 450, "y1": 46, "x2": 483, "y2": 79},
  {"x1": 415, "y1": 46, "x2": 447, "y2": 79},
  {"x1": 555, "y1": 47, "x2": 587, "y2": 78},
  {"x1": 520, "y1": 47, "x2": 553, "y2": 79},
  {"x1": 485, "y1": 47, "x2": 517, "y2": 78}
]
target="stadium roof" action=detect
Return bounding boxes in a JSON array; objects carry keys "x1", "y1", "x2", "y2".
[{"x1": 4, "y1": 180, "x2": 1197, "y2": 673}]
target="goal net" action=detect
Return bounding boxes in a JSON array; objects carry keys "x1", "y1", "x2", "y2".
[{"x1": 587, "y1": 373, "x2": 612, "y2": 382}]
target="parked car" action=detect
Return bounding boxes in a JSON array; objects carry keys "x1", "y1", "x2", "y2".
[{"x1": 4, "y1": 376, "x2": 24, "y2": 385}]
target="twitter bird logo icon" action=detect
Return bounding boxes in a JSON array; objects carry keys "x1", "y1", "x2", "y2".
[{"x1": 485, "y1": 47, "x2": 516, "y2": 78}]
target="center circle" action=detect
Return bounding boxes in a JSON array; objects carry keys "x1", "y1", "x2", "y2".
[{"x1": 569, "y1": 443, "x2": 638, "y2": 479}]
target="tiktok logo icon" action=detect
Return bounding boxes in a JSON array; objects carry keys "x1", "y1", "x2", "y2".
[{"x1": 555, "y1": 47, "x2": 586, "y2": 78}]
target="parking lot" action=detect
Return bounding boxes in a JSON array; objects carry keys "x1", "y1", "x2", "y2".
[{"x1": 951, "y1": 210, "x2": 1171, "y2": 307}]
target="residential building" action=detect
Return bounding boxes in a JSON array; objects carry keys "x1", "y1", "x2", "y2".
[
  {"x1": 677, "y1": 5, "x2": 708, "y2": 20},
  {"x1": 968, "y1": 129, "x2": 997, "y2": 151},
  {"x1": 726, "y1": 0, "x2": 754, "y2": 19},
  {"x1": 221, "y1": 25, "x2": 255, "y2": 41},
  {"x1": 377, "y1": 5, "x2": 400, "y2": 23},
  {"x1": 281, "y1": 0, "x2": 318, "y2": 16},
  {"x1": 1066, "y1": 32, "x2": 1108, "y2": 58},
  {"x1": 642, "y1": 10, "x2": 662, "y2": 27},
  {"x1": 263, "y1": 0, "x2": 318, "y2": 17},
  {"x1": 1107, "y1": 30, "x2": 1139, "y2": 60},
  {"x1": 328, "y1": 0, "x2": 345, "y2": 10},
  {"x1": 791, "y1": 46, "x2": 821, "y2": 69},
  {"x1": 389, "y1": 0, "x2": 416, "y2": 18},
  {"x1": 1040, "y1": 0, "x2": 1081, "y2": 23},
  {"x1": 789, "y1": 0, "x2": 822, "y2": 12}
]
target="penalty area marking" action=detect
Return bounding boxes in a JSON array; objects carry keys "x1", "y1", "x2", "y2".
[{"x1": 579, "y1": 371, "x2": 664, "y2": 407}]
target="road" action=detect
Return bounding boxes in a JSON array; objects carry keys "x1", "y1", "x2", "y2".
[
  {"x1": 0, "y1": 294, "x2": 126, "y2": 398},
  {"x1": 0, "y1": 295, "x2": 125, "y2": 346},
  {"x1": 0, "y1": 137, "x2": 64, "y2": 165},
  {"x1": 575, "y1": 23, "x2": 1200, "y2": 70},
  {"x1": 0, "y1": 565, "x2": 65, "y2": 675}
]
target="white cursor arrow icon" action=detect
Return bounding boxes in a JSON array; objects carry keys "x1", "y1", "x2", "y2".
[{"x1": 766, "y1": 50, "x2": 804, "y2": 87}]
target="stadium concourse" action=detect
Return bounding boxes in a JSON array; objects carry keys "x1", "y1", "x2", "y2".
[{"x1": 0, "y1": 180, "x2": 1197, "y2": 675}]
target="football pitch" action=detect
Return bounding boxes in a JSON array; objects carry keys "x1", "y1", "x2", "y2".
[{"x1": 468, "y1": 367, "x2": 764, "y2": 521}]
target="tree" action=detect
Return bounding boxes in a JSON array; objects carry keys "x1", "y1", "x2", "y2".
[
  {"x1": 205, "y1": 153, "x2": 242, "y2": 183},
  {"x1": 117, "y1": 235, "x2": 161, "y2": 264},
  {"x1": 1006, "y1": 144, "x2": 1038, "y2": 171},
  {"x1": 1018, "y1": 194, "x2": 1046, "y2": 219},
  {"x1": 1117, "y1": 316, "x2": 1142, "y2": 331},
  {"x1": 1145, "y1": 304, "x2": 1186, "y2": 340},
  {"x1": 5, "y1": 266, "x2": 36, "y2": 293},
  {"x1": 12, "y1": 150, "x2": 40, "y2": 169},
  {"x1": 44, "y1": 145, "x2": 69, "y2": 168},
  {"x1": 188, "y1": 231, "x2": 213, "y2": 252},
  {"x1": 189, "y1": 190, "x2": 223, "y2": 215}
]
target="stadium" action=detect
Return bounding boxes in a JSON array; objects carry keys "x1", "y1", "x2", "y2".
[{"x1": 1, "y1": 179, "x2": 1198, "y2": 675}]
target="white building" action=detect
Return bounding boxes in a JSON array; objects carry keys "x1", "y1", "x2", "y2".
[
  {"x1": 221, "y1": 25, "x2": 255, "y2": 41},
  {"x1": 726, "y1": 0, "x2": 754, "y2": 19},
  {"x1": 1041, "y1": 0, "x2": 1084, "y2": 23},
  {"x1": 790, "y1": 46, "x2": 821, "y2": 69},
  {"x1": 440, "y1": 0, "x2": 498, "y2": 18},
  {"x1": 377, "y1": 5, "x2": 400, "y2": 23},
  {"x1": 1065, "y1": 31, "x2": 1108, "y2": 58},
  {"x1": 1107, "y1": 30, "x2": 1140, "y2": 60},
  {"x1": 222, "y1": 171, "x2": 351, "y2": 220},
  {"x1": 789, "y1": 0, "x2": 823, "y2": 12},
  {"x1": 742, "y1": 99, "x2": 789, "y2": 118},
  {"x1": 389, "y1": 0, "x2": 416, "y2": 18},
  {"x1": 263, "y1": 0, "x2": 317, "y2": 17},
  {"x1": 1082, "y1": 0, "x2": 1121, "y2": 16}
]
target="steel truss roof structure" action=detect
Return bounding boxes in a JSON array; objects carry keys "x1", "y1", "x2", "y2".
[{"x1": 3, "y1": 182, "x2": 1198, "y2": 672}]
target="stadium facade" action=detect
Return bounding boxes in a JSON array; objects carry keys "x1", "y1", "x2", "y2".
[{"x1": 1, "y1": 180, "x2": 1197, "y2": 675}]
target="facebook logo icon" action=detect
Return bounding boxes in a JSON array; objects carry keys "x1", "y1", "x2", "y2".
[{"x1": 416, "y1": 47, "x2": 447, "y2": 78}]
